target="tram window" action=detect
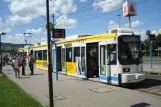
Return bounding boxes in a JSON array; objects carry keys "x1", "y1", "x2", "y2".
[
  {"x1": 107, "y1": 44, "x2": 117, "y2": 65},
  {"x1": 81, "y1": 47, "x2": 85, "y2": 72},
  {"x1": 62, "y1": 48, "x2": 65, "y2": 69},
  {"x1": 38, "y1": 50, "x2": 42, "y2": 60},
  {"x1": 74, "y1": 47, "x2": 80, "y2": 62},
  {"x1": 100, "y1": 45, "x2": 106, "y2": 75},
  {"x1": 66, "y1": 48, "x2": 72, "y2": 62},
  {"x1": 53, "y1": 49, "x2": 56, "y2": 68},
  {"x1": 35, "y1": 51, "x2": 38, "y2": 60},
  {"x1": 43, "y1": 50, "x2": 47, "y2": 60}
]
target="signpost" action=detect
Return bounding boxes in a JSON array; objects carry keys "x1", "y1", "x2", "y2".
[
  {"x1": 51, "y1": 15, "x2": 65, "y2": 81},
  {"x1": 146, "y1": 30, "x2": 156, "y2": 69}
]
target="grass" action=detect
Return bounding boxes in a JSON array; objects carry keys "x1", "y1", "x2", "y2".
[{"x1": 0, "y1": 76, "x2": 42, "y2": 107}]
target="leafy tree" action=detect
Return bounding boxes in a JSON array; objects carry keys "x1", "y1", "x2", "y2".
[{"x1": 156, "y1": 34, "x2": 161, "y2": 47}]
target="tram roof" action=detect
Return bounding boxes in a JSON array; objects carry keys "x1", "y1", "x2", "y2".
[{"x1": 56, "y1": 33, "x2": 117, "y2": 45}]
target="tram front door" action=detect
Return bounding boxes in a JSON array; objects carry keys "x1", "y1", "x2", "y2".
[{"x1": 86, "y1": 42, "x2": 99, "y2": 78}]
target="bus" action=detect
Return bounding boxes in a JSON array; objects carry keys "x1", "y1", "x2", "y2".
[{"x1": 19, "y1": 28, "x2": 145, "y2": 86}]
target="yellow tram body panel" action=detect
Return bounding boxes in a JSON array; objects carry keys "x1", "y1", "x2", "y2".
[
  {"x1": 66, "y1": 62, "x2": 76, "y2": 74},
  {"x1": 35, "y1": 60, "x2": 48, "y2": 70}
]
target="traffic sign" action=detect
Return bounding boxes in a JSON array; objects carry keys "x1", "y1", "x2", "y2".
[
  {"x1": 52, "y1": 29, "x2": 65, "y2": 38},
  {"x1": 149, "y1": 34, "x2": 155, "y2": 40}
]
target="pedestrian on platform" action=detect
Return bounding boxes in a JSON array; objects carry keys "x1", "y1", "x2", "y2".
[
  {"x1": 21, "y1": 54, "x2": 26, "y2": 75},
  {"x1": 12, "y1": 56, "x2": 20, "y2": 78},
  {"x1": 28, "y1": 54, "x2": 35, "y2": 75}
]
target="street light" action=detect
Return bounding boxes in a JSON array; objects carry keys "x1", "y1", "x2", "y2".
[
  {"x1": 23, "y1": 33, "x2": 32, "y2": 45},
  {"x1": 117, "y1": 14, "x2": 121, "y2": 28},
  {"x1": 0, "y1": 32, "x2": 6, "y2": 73}
]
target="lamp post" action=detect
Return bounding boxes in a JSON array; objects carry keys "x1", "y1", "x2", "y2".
[
  {"x1": 23, "y1": 33, "x2": 32, "y2": 45},
  {"x1": 0, "y1": 32, "x2": 6, "y2": 73},
  {"x1": 117, "y1": 14, "x2": 121, "y2": 28}
]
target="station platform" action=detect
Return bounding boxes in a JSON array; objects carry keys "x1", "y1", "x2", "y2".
[{"x1": 3, "y1": 65, "x2": 161, "y2": 107}]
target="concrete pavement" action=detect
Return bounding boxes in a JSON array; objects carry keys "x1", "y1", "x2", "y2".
[{"x1": 3, "y1": 65, "x2": 161, "y2": 107}]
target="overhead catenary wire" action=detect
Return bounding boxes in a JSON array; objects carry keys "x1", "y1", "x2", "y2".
[{"x1": 61, "y1": 0, "x2": 151, "y2": 28}]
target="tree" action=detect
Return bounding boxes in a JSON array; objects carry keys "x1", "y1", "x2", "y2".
[
  {"x1": 156, "y1": 34, "x2": 161, "y2": 47},
  {"x1": 144, "y1": 39, "x2": 149, "y2": 51}
]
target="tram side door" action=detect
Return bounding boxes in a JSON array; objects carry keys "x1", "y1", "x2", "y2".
[
  {"x1": 80, "y1": 45, "x2": 87, "y2": 79},
  {"x1": 99, "y1": 44, "x2": 110, "y2": 83},
  {"x1": 61, "y1": 48, "x2": 66, "y2": 74}
]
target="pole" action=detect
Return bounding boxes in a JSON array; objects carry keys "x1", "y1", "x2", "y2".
[
  {"x1": 0, "y1": 35, "x2": 2, "y2": 73},
  {"x1": 52, "y1": 14, "x2": 58, "y2": 81},
  {"x1": 150, "y1": 41, "x2": 152, "y2": 68},
  {"x1": 46, "y1": 0, "x2": 54, "y2": 107},
  {"x1": 117, "y1": 15, "x2": 121, "y2": 28},
  {"x1": 128, "y1": 16, "x2": 131, "y2": 28},
  {"x1": 158, "y1": 46, "x2": 159, "y2": 57}
]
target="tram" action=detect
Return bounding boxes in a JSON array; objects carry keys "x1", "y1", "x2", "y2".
[{"x1": 19, "y1": 28, "x2": 145, "y2": 86}]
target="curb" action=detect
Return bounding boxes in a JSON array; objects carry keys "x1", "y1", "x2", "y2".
[
  {"x1": 0, "y1": 72, "x2": 6, "y2": 77},
  {"x1": 145, "y1": 71, "x2": 161, "y2": 75}
]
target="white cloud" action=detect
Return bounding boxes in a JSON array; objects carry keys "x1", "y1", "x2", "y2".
[
  {"x1": 0, "y1": 18, "x2": 4, "y2": 28},
  {"x1": 108, "y1": 20, "x2": 119, "y2": 29},
  {"x1": 26, "y1": 28, "x2": 43, "y2": 35},
  {"x1": 2, "y1": 27, "x2": 12, "y2": 33},
  {"x1": 93, "y1": 0, "x2": 123, "y2": 12},
  {"x1": 56, "y1": 0, "x2": 77, "y2": 14},
  {"x1": 5, "y1": 34, "x2": 24, "y2": 43},
  {"x1": 43, "y1": 31, "x2": 47, "y2": 35},
  {"x1": 55, "y1": 15, "x2": 77, "y2": 29},
  {"x1": 5, "y1": 33, "x2": 47, "y2": 44},
  {"x1": 80, "y1": 0, "x2": 88, "y2": 2},
  {"x1": 5, "y1": 0, "x2": 77, "y2": 19},
  {"x1": 124, "y1": 20, "x2": 144, "y2": 28},
  {"x1": 32, "y1": 37, "x2": 47, "y2": 43},
  {"x1": 140, "y1": 31, "x2": 147, "y2": 41},
  {"x1": 6, "y1": 15, "x2": 32, "y2": 25},
  {"x1": 151, "y1": 30, "x2": 158, "y2": 36}
]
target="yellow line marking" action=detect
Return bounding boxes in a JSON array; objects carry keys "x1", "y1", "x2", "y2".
[{"x1": 149, "y1": 89, "x2": 160, "y2": 93}]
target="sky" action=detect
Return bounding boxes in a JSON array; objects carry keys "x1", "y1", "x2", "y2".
[{"x1": 0, "y1": 0, "x2": 161, "y2": 44}]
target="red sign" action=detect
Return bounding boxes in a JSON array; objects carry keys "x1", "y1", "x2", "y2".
[
  {"x1": 130, "y1": 4, "x2": 135, "y2": 12},
  {"x1": 123, "y1": 1, "x2": 136, "y2": 17}
]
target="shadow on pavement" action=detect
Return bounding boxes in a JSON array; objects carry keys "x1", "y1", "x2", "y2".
[
  {"x1": 5, "y1": 72, "x2": 14, "y2": 74},
  {"x1": 131, "y1": 102, "x2": 151, "y2": 107},
  {"x1": 5, "y1": 70, "x2": 13, "y2": 71},
  {"x1": 24, "y1": 73, "x2": 45, "y2": 76},
  {"x1": 124, "y1": 78, "x2": 161, "y2": 89},
  {"x1": 19, "y1": 77, "x2": 30, "y2": 79}
]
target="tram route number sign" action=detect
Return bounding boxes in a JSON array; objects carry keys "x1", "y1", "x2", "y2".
[
  {"x1": 52, "y1": 29, "x2": 65, "y2": 38},
  {"x1": 122, "y1": 36, "x2": 140, "y2": 43}
]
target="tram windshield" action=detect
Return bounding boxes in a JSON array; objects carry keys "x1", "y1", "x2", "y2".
[{"x1": 118, "y1": 35, "x2": 142, "y2": 65}]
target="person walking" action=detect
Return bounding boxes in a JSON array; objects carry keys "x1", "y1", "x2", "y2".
[
  {"x1": 28, "y1": 54, "x2": 35, "y2": 75},
  {"x1": 12, "y1": 56, "x2": 20, "y2": 78},
  {"x1": 21, "y1": 54, "x2": 26, "y2": 75}
]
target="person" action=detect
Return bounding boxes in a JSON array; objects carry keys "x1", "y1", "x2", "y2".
[
  {"x1": 21, "y1": 54, "x2": 26, "y2": 75},
  {"x1": 12, "y1": 56, "x2": 20, "y2": 78},
  {"x1": 28, "y1": 54, "x2": 35, "y2": 75},
  {"x1": 110, "y1": 45, "x2": 116, "y2": 64}
]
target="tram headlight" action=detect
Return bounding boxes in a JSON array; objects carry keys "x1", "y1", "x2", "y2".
[{"x1": 123, "y1": 68, "x2": 130, "y2": 73}]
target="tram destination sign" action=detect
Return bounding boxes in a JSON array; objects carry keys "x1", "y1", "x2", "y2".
[
  {"x1": 122, "y1": 36, "x2": 140, "y2": 43},
  {"x1": 52, "y1": 29, "x2": 65, "y2": 38}
]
